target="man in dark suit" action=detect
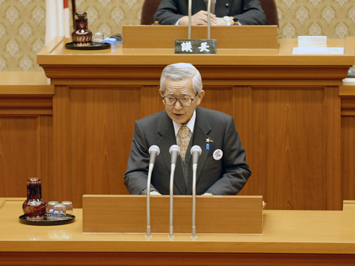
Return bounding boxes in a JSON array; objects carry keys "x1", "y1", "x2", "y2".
[
  {"x1": 124, "y1": 63, "x2": 251, "y2": 195},
  {"x1": 153, "y1": 0, "x2": 266, "y2": 25}
]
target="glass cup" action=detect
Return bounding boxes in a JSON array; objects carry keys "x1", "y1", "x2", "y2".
[
  {"x1": 53, "y1": 203, "x2": 66, "y2": 220},
  {"x1": 92, "y1": 32, "x2": 104, "y2": 43},
  {"x1": 46, "y1": 201, "x2": 59, "y2": 219},
  {"x1": 62, "y1": 201, "x2": 73, "y2": 215}
]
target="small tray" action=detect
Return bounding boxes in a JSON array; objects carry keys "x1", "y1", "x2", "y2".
[
  {"x1": 19, "y1": 214, "x2": 75, "y2": 226},
  {"x1": 65, "y1": 42, "x2": 111, "y2": 50}
]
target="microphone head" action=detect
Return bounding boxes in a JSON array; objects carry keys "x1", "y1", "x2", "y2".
[
  {"x1": 190, "y1": 145, "x2": 202, "y2": 155},
  {"x1": 149, "y1": 145, "x2": 160, "y2": 156},
  {"x1": 169, "y1": 145, "x2": 180, "y2": 155}
]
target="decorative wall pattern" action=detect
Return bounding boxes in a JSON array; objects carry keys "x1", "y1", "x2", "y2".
[
  {"x1": 0, "y1": 0, "x2": 354, "y2": 71},
  {"x1": 76, "y1": 0, "x2": 142, "y2": 40},
  {"x1": 278, "y1": 0, "x2": 355, "y2": 38},
  {"x1": 0, "y1": 0, "x2": 46, "y2": 71}
]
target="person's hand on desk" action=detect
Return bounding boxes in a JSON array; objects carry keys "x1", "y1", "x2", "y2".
[
  {"x1": 215, "y1": 16, "x2": 234, "y2": 26},
  {"x1": 202, "y1": 192, "x2": 213, "y2": 196},
  {"x1": 179, "y1": 11, "x2": 217, "y2": 25}
]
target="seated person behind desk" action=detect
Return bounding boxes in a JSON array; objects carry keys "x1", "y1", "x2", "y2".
[
  {"x1": 124, "y1": 63, "x2": 251, "y2": 195},
  {"x1": 153, "y1": 0, "x2": 266, "y2": 25}
]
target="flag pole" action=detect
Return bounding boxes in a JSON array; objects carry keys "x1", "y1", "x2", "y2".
[{"x1": 71, "y1": 0, "x2": 76, "y2": 31}]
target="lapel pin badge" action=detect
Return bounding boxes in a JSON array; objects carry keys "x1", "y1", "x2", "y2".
[
  {"x1": 206, "y1": 137, "x2": 213, "y2": 150},
  {"x1": 213, "y1": 149, "x2": 223, "y2": 160}
]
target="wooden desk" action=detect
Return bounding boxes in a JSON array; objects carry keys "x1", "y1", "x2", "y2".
[{"x1": 1, "y1": 198, "x2": 355, "y2": 266}]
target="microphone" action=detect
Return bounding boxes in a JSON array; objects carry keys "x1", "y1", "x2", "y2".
[
  {"x1": 168, "y1": 145, "x2": 180, "y2": 237},
  {"x1": 190, "y1": 145, "x2": 202, "y2": 238},
  {"x1": 191, "y1": 145, "x2": 202, "y2": 165},
  {"x1": 149, "y1": 145, "x2": 160, "y2": 165},
  {"x1": 169, "y1": 145, "x2": 180, "y2": 165},
  {"x1": 146, "y1": 145, "x2": 160, "y2": 238}
]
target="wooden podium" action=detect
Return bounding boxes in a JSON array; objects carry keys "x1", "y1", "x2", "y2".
[{"x1": 83, "y1": 195, "x2": 263, "y2": 234}]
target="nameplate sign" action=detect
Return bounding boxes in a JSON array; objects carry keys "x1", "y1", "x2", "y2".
[{"x1": 175, "y1": 39, "x2": 217, "y2": 54}]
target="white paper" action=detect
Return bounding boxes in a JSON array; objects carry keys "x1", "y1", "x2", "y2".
[
  {"x1": 298, "y1": 36, "x2": 327, "y2": 48},
  {"x1": 292, "y1": 47, "x2": 344, "y2": 55}
]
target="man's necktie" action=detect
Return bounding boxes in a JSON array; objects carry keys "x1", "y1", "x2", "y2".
[
  {"x1": 205, "y1": 0, "x2": 215, "y2": 14},
  {"x1": 178, "y1": 125, "x2": 190, "y2": 161}
]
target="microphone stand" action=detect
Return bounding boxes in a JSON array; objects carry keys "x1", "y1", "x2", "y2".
[
  {"x1": 168, "y1": 145, "x2": 179, "y2": 238},
  {"x1": 145, "y1": 162, "x2": 154, "y2": 237},
  {"x1": 169, "y1": 162, "x2": 176, "y2": 237},
  {"x1": 188, "y1": 0, "x2": 192, "y2": 39},
  {"x1": 191, "y1": 162, "x2": 198, "y2": 237},
  {"x1": 207, "y1": 0, "x2": 212, "y2": 39},
  {"x1": 190, "y1": 145, "x2": 201, "y2": 238},
  {"x1": 145, "y1": 145, "x2": 160, "y2": 238}
]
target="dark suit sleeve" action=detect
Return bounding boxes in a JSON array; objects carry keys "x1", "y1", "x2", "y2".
[
  {"x1": 234, "y1": 0, "x2": 267, "y2": 25},
  {"x1": 124, "y1": 121, "x2": 157, "y2": 194},
  {"x1": 206, "y1": 117, "x2": 251, "y2": 195},
  {"x1": 153, "y1": 0, "x2": 184, "y2": 25}
]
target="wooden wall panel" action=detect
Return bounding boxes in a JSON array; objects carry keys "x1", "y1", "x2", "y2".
[
  {"x1": 200, "y1": 87, "x2": 234, "y2": 117},
  {"x1": 0, "y1": 115, "x2": 54, "y2": 201},
  {"x1": 342, "y1": 116, "x2": 355, "y2": 201},
  {"x1": 52, "y1": 87, "x2": 147, "y2": 207},
  {"x1": 0, "y1": 78, "x2": 54, "y2": 201},
  {"x1": 0, "y1": 97, "x2": 52, "y2": 115},
  {"x1": 70, "y1": 87, "x2": 141, "y2": 198},
  {"x1": 52, "y1": 85, "x2": 70, "y2": 204},
  {"x1": 0, "y1": 84, "x2": 347, "y2": 211},
  {"x1": 0, "y1": 84, "x2": 346, "y2": 211},
  {"x1": 140, "y1": 85, "x2": 164, "y2": 118},
  {"x1": 234, "y1": 86, "x2": 257, "y2": 194},
  {"x1": 323, "y1": 87, "x2": 341, "y2": 210},
  {"x1": 38, "y1": 115, "x2": 53, "y2": 203},
  {"x1": 235, "y1": 86, "x2": 341, "y2": 210},
  {"x1": 0, "y1": 117, "x2": 39, "y2": 196}
]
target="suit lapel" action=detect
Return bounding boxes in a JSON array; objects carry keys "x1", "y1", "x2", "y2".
[
  {"x1": 157, "y1": 112, "x2": 186, "y2": 195},
  {"x1": 186, "y1": 107, "x2": 212, "y2": 194}
]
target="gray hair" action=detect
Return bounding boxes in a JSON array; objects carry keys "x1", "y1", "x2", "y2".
[{"x1": 160, "y1": 63, "x2": 203, "y2": 94}]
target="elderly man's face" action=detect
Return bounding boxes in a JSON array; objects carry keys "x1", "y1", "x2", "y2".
[{"x1": 160, "y1": 78, "x2": 205, "y2": 124}]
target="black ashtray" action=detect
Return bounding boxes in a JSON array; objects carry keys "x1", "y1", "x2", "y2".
[
  {"x1": 65, "y1": 42, "x2": 111, "y2": 50},
  {"x1": 19, "y1": 214, "x2": 75, "y2": 226}
]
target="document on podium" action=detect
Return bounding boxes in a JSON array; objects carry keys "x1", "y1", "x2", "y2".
[{"x1": 292, "y1": 47, "x2": 344, "y2": 54}]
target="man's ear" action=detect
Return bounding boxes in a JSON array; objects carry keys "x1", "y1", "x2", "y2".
[
  {"x1": 159, "y1": 89, "x2": 163, "y2": 97},
  {"x1": 196, "y1": 90, "x2": 205, "y2": 105}
]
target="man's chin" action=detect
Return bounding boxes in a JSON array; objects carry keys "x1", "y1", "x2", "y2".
[{"x1": 171, "y1": 114, "x2": 187, "y2": 124}]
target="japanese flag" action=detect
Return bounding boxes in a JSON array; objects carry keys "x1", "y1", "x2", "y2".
[{"x1": 45, "y1": 0, "x2": 71, "y2": 45}]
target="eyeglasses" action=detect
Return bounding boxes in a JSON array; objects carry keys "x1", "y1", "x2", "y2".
[{"x1": 162, "y1": 92, "x2": 198, "y2": 107}]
